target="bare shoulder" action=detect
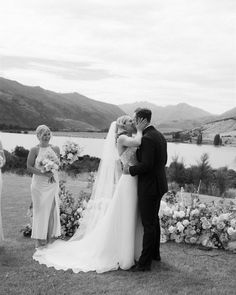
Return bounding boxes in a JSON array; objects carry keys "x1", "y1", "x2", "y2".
[
  {"x1": 30, "y1": 146, "x2": 39, "y2": 154},
  {"x1": 117, "y1": 134, "x2": 128, "y2": 143}
]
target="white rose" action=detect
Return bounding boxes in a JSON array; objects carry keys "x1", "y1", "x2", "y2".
[
  {"x1": 182, "y1": 219, "x2": 190, "y2": 226},
  {"x1": 230, "y1": 219, "x2": 236, "y2": 228},
  {"x1": 176, "y1": 222, "x2": 184, "y2": 232},
  {"x1": 178, "y1": 210, "x2": 185, "y2": 218},
  {"x1": 212, "y1": 216, "x2": 218, "y2": 225},
  {"x1": 67, "y1": 153, "x2": 74, "y2": 160},
  {"x1": 168, "y1": 226, "x2": 176, "y2": 234},
  {"x1": 227, "y1": 227, "x2": 236, "y2": 236},
  {"x1": 198, "y1": 203, "x2": 206, "y2": 209}
]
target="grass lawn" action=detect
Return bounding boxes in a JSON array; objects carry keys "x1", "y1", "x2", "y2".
[{"x1": 0, "y1": 173, "x2": 236, "y2": 295}]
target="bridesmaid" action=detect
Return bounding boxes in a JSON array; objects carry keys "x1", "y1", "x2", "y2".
[
  {"x1": 0, "y1": 136, "x2": 6, "y2": 244},
  {"x1": 27, "y1": 125, "x2": 61, "y2": 248}
]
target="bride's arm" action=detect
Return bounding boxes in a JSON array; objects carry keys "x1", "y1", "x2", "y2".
[{"x1": 117, "y1": 118, "x2": 147, "y2": 147}]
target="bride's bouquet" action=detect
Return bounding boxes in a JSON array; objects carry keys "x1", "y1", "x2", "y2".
[
  {"x1": 38, "y1": 151, "x2": 60, "y2": 183},
  {"x1": 0, "y1": 155, "x2": 4, "y2": 168},
  {"x1": 61, "y1": 140, "x2": 82, "y2": 167}
]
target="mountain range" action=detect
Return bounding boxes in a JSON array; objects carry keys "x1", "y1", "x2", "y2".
[
  {"x1": 0, "y1": 77, "x2": 235, "y2": 132},
  {"x1": 119, "y1": 102, "x2": 236, "y2": 132},
  {"x1": 0, "y1": 77, "x2": 124, "y2": 131}
]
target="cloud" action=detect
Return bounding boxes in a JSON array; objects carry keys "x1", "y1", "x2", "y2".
[
  {"x1": 0, "y1": 55, "x2": 116, "y2": 80},
  {"x1": 0, "y1": 0, "x2": 235, "y2": 114}
]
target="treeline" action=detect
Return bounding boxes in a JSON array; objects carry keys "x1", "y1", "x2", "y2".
[
  {"x1": 167, "y1": 153, "x2": 236, "y2": 197},
  {"x1": 2, "y1": 146, "x2": 100, "y2": 175},
  {"x1": 2, "y1": 147, "x2": 236, "y2": 198}
]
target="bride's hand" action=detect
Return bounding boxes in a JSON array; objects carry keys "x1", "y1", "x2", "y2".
[{"x1": 136, "y1": 118, "x2": 148, "y2": 132}]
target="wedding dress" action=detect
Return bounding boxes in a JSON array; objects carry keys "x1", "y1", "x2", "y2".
[
  {"x1": 33, "y1": 145, "x2": 143, "y2": 273},
  {"x1": 31, "y1": 146, "x2": 61, "y2": 240}
]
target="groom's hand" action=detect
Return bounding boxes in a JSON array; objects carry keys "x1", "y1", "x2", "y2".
[{"x1": 123, "y1": 164, "x2": 130, "y2": 175}]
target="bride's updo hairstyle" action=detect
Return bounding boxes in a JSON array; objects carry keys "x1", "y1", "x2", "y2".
[
  {"x1": 116, "y1": 115, "x2": 132, "y2": 137},
  {"x1": 36, "y1": 125, "x2": 52, "y2": 140}
]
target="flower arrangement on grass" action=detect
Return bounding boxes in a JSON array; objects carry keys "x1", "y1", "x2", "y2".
[
  {"x1": 59, "y1": 180, "x2": 90, "y2": 238},
  {"x1": 160, "y1": 190, "x2": 236, "y2": 251}
]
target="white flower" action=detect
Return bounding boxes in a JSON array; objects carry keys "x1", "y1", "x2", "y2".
[
  {"x1": 190, "y1": 237, "x2": 197, "y2": 244},
  {"x1": 168, "y1": 226, "x2": 176, "y2": 234},
  {"x1": 182, "y1": 219, "x2": 190, "y2": 227},
  {"x1": 67, "y1": 153, "x2": 74, "y2": 160},
  {"x1": 176, "y1": 222, "x2": 184, "y2": 232},
  {"x1": 227, "y1": 227, "x2": 236, "y2": 236},
  {"x1": 212, "y1": 216, "x2": 218, "y2": 225},
  {"x1": 217, "y1": 222, "x2": 225, "y2": 230},
  {"x1": 218, "y1": 213, "x2": 230, "y2": 222},
  {"x1": 178, "y1": 210, "x2": 185, "y2": 218},
  {"x1": 190, "y1": 209, "x2": 200, "y2": 217},
  {"x1": 77, "y1": 208, "x2": 83, "y2": 213},
  {"x1": 198, "y1": 203, "x2": 206, "y2": 209},
  {"x1": 230, "y1": 219, "x2": 236, "y2": 228},
  {"x1": 82, "y1": 200, "x2": 88, "y2": 208}
]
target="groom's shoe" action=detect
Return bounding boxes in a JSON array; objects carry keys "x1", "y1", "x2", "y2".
[
  {"x1": 153, "y1": 255, "x2": 161, "y2": 262},
  {"x1": 130, "y1": 264, "x2": 151, "y2": 272}
]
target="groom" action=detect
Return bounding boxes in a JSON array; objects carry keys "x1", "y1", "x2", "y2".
[{"x1": 124, "y1": 108, "x2": 168, "y2": 271}]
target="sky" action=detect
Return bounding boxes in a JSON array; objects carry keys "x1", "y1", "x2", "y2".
[{"x1": 0, "y1": 0, "x2": 235, "y2": 114}]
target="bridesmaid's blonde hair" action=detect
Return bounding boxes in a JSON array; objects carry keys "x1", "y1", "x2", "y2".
[{"x1": 35, "y1": 125, "x2": 51, "y2": 140}]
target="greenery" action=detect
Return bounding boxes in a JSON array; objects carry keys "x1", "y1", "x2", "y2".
[
  {"x1": 1, "y1": 174, "x2": 236, "y2": 295},
  {"x1": 213, "y1": 134, "x2": 222, "y2": 146},
  {"x1": 2, "y1": 146, "x2": 100, "y2": 175},
  {"x1": 2, "y1": 146, "x2": 236, "y2": 198},
  {"x1": 167, "y1": 153, "x2": 236, "y2": 197}
]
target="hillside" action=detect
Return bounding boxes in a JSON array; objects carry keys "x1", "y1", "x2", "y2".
[
  {"x1": 201, "y1": 117, "x2": 236, "y2": 145},
  {"x1": 119, "y1": 101, "x2": 213, "y2": 132},
  {"x1": 0, "y1": 77, "x2": 125, "y2": 131}
]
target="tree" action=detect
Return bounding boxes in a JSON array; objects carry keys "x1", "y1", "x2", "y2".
[
  {"x1": 214, "y1": 134, "x2": 222, "y2": 146},
  {"x1": 196, "y1": 132, "x2": 202, "y2": 145},
  {"x1": 168, "y1": 156, "x2": 186, "y2": 187},
  {"x1": 215, "y1": 167, "x2": 228, "y2": 196}
]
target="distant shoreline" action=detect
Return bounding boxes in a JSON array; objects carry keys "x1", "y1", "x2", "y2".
[{"x1": 1, "y1": 130, "x2": 236, "y2": 147}]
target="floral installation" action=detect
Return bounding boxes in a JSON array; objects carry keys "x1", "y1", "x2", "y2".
[
  {"x1": 38, "y1": 150, "x2": 60, "y2": 183},
  {"x1": 160, "y1": 189, "x2": 236, "y2": 251},
  {"x1": 59, "y1": 180, "x2": 90, "y2": 238},
  {"x1": 60, "y1": 141, "x2": 82, "y2": 168}
]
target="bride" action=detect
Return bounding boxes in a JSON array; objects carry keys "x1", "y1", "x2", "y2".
[{"x1": 33, "y1": 115, "x2": 147, "y2": 273}]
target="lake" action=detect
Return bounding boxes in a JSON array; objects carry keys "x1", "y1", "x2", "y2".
[{"x1": 1, "y1": 132, "x2": 236, "y2": 170}]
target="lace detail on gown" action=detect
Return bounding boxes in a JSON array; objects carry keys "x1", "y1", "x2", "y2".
[{"x1": 120, "y1": 147, "x2": 138, "y2": 166}]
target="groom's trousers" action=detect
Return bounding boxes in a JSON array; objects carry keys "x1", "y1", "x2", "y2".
[{"x1": 138, "y1": 195, "x2": 161, "y2": 268}]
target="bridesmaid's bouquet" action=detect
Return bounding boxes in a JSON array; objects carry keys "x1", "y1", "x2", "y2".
[
  {"x1": 38, "y1": 151, "x2": 60, "y2": 183},
  {"x1": 61, "y1": 141, "x2": 82, "y2": 167}
]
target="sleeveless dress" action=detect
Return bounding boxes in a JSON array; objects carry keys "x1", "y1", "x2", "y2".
[
  {"x1": 31, "y1": 146, "x2": 61, "y2": 240},
  {"x1": 33, "y1": 147, "x2": 143, "y2": 273}
]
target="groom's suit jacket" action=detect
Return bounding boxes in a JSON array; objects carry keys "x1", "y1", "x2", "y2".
[{"x1": 129, "y1": 125, "x2": 168, "y2": 199}]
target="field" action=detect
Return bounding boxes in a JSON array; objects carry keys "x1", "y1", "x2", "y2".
[{"x1": 0, "y1": 173, "x2": 236, "y2": 295}]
